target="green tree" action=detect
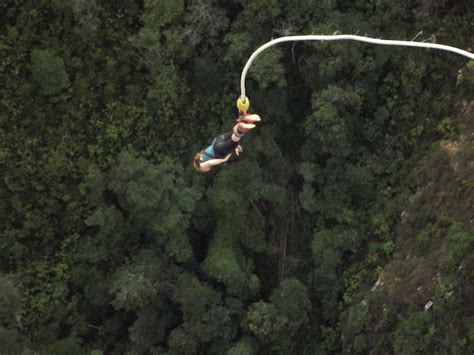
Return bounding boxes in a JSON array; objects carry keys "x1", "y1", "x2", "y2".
[
  {"x1": 270, "y1": 278, "x2": 311, "y2": 335},
  {"x1": 40, "y1": 336, "x2": 83, "y2": 355},
  {"x1": 250, "y1": 47, "x2": 286, "y2": 90},
  {"x1": 82, "y1": 151, "x2": 199, "y2": 265},
  {"x1": 0, "y1": 327, "x2": 23, "y2": 355},
  {"x1": 303, "y1": 85, "x2": 362, "y2": 159},
  {"x1": 31, "y1": 49, "x2": 70, "y2": 95},
  {"x1": 184, "y1": 0, "x2": 229, "y2": 48},
  {"x1": 166, "y1": 274, "x2": 237, "y2": 353},
  {"x1": 228, "y1": 337, "x2": 256, "y2": 355},
  {"x1": 445, "y1": 222, "x2": 473, "y2": 263},
  {"x1": 0, "y1": 274, "x2": 21, "y2": 327},
  {"x1": 0, "y1": 275, "x2": 25, "y2": 354},
  {"x1": 70, "y1": 0, "x2": 101, "y2": 40},
  {"x1": 73, "y1": 151, "x2": 200, "y2": 350},
  {"x1": 242, "y1": 301, "x2": 286, "y2": 344}
]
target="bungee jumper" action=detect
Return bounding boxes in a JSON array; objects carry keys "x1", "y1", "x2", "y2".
[
  {"x1": 193, "y1": 34, "x2": 473, "y2": 172},
  {"x1": 194, "y1": 97, "x2": 260, "y2": 173}
]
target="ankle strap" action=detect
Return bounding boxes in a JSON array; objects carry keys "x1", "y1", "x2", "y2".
[{"x1": 233, "y1": 126, "x2": 245, "y2": 137}]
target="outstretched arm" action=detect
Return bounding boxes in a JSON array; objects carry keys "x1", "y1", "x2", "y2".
[
  {"x1": 198, "y1": 154, "x2": 232, "y2": 172},
  {"x1": 208, "y1": 153, "x2": 231, "y2": 166}
]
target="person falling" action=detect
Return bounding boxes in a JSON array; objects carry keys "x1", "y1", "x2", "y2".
[{"x1": 193, "y1": 114, "x2": 261, "y2": 173}]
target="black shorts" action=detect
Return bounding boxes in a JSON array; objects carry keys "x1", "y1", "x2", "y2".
[{"x1": 213, "y1": 131, "x2": 238, "y2": 158}]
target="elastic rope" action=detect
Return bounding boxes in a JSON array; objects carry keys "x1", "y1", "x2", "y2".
[{"x1": 240, "y1": 34, "x2": 474, "y2": 100}]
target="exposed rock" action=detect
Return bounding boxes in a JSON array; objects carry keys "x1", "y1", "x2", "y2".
[
  {"x1": 424, "y1": 301, "x2": 433, "y2": 311},
  {"x1": 400, "y1": 211, "x2": 413, "y2": 225},
  {"x1": 371, "y1": 272, "x2": 385, "y2": 291}
]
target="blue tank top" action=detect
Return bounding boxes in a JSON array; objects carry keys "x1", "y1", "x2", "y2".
[{"x1": 200, "y1": 139, "x2": 217, "y2": 162}]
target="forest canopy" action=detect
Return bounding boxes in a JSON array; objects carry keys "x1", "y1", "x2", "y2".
[{"x1": 1, "y1": 0, "x2": 473, "y2": 354}]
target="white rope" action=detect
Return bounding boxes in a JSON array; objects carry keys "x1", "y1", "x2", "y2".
[{"x1": 240, "y1": 34, "x2": 474, "y2": 100}]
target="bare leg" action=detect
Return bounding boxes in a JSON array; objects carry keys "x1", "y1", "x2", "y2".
[
  {"x1": 232, "y1": 121, "x2": 259, "y2": 141},
  {"x1": 232, "y1": 113, "x2": 261, "y2": 141}
]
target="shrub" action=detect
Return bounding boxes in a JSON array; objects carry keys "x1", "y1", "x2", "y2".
[
  {"x1": 415, "y1": 223, "x2": 434, "y2": 249},
  {"x1": 353, "y1": 334, "x2": 367, "y2": 353},
  {"x1": 392, "y1": 312, "x2": 435, "y2": 354},
  {"x1": 347, "y1": 302, "x2": 370, "y2": 334},
  {"x1": 445, "y1": 223, "x2": 472, "y2": 263}
]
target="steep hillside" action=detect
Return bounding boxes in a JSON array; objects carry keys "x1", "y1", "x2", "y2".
[{"x1": 341, "y1": 71, "x2": 474, "y2": 354}]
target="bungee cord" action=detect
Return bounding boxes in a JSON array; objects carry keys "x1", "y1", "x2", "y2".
[{"x1": 236, "y1": 34, "x2": 474, "y2": 112}]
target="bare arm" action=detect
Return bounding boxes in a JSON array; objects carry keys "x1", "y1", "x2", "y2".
[{"x1": 199, "y1": 154, "x2": 232, "y2": 172}]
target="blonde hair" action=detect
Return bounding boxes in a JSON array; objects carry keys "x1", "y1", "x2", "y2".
[{"x1": 193, "y1": 151, "x2": 204, "y2": 172}]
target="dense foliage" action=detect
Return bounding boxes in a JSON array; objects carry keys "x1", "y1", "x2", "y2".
[{"x1": 1, "y1": 0, "x2": 473, "y2": 354}]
